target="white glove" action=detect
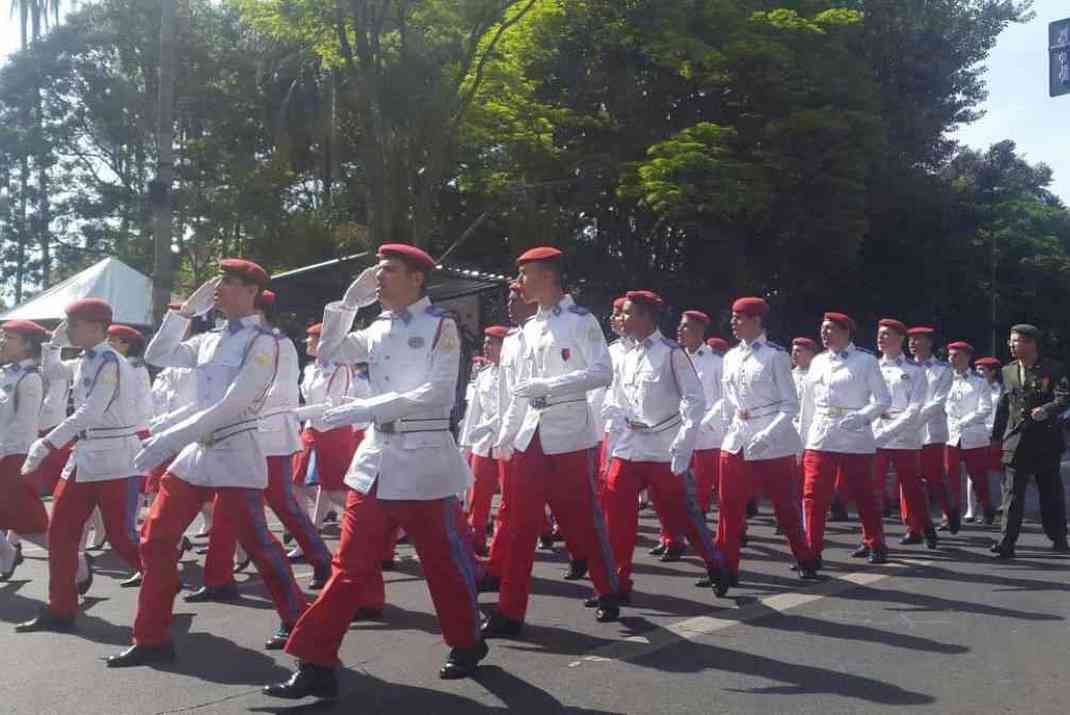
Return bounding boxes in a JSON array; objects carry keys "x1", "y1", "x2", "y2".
[
  {"x1": 838, "y1": 413, "x2": 868, "y2": 431},
  {"x1": 21, "y1": 438, "x2": 53, "y2": 475},
  {"x1": 180, "y1": 276, "x2": 221, "y2": 318},
  {"x1": 747, "y1": 430, "x2": 771, "y2": 457},
  {"x1": 133, "y1": 434, "x2": 176, "y2": 473},
  {"x1": 700, "y1": 407, "x2": 722, "y2": 430},
  {"x1": 322, "y1": 400, "x2": 373, "y2": 429},
  {"x1": 492, "y1": 442, "x2": 515, "y2": 462},
  {"x1": 513, "y1": 378, "x2": 552, "y2": 399},
  {"x1": 342, "y1": 267, "x2": 379, "y2": 309},
  {"x1": 49, "y1": 320, "x2": 71, "y2": 348},
  {"x1": 670, "y1": 451, "x2": 691, "y2": 476}
]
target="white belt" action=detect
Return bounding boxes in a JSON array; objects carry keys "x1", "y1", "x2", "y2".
[
  {"x1": 626, "y1": 414, "x2": 682, "y2": 433},
  {"x1": 79, "y1": 425, "x2": 138, "y2": 441},
  {"x1": 736, "y1": 402, "x2": 782, "y2": 421},
  {"x1": 199, "y1": 419, "x2": 259, "y2": 448},
  {"x1": 376, "y1": 418, "x2": 451, "y2": 434},
  {"x1": 530, "y1": 393, "x2": 588, "y2": 410}
]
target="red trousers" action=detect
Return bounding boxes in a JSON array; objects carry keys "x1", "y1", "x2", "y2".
[
  {"x1": 284, "y1": 488, "x2": 480, "y2": 666},
  {"x1": 945, "y1": 444, "x2": 992, "y2": 512},
  {"x1": 48, "y1": 473, "x2": 142, "y2": 618},
  {"x1": 873, "y1": 449, "x2": 931, "y2": 535},
  {"x1": 802, "y1": 450, "x2": 885, "y2": 556},
  {"x1": 0, "y1": 454, "x2": 48, "y2": 535},
  {"x1": 605, "y1": 458, "x2": 720, "y2": 594},
  {"x1": 466, "y1": 454, "x2": 500, "y2": 550},
  {"x1": 485, "y1": 460, "x2": 512, "y2": 578},
  {"x1": 24, "y1": 435, "x2": 71, "y2": 496},
  {"x1": 919, "y1": 443, "x2": 950, "y2": 518},
  {"x1": 717, "y1": 452, "x2": 812, "y2": 574},
  {"x1": 293, "y1": 427, "x2": 357, "y2": 490},
  {"x1": 497, "y1": 433, "x2": 618, "y2": 620},
  {"x1": 203, "y1": 455, "x2": 332, "y2": 588},
  {"x1": 133, "y1": 473, "x2": 308, "y2": 646},
  {"x1": 691, "y1": 448, "x2": 720, "y2": 513}
]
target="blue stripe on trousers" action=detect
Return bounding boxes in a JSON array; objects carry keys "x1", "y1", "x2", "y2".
[
  {"x1": 442, "y1": 496, "x2": 481, "y2": 642},
  {"x1": 272, "y1": 457, "x2": 331, "y2": 567},
  {"x1": 681, "y1": 469, "x2": 723, "y2": 567},
  {"x1": 239, "y1": 489, "x2": 303, "y2": 624},
  {"x1": 583, "y1": 448, "x2": 619, "y2": 594}
]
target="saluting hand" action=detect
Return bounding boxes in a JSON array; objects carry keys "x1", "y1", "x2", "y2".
[
  {"x1": 50, "y1": 320, "x2": 72, "y2": 348},
  {"x1": 342, "y1": 267, "x2": 379, "y2": 310},
  {"x1": 180, "y1": 276, "x2": 221, "y2": 318}
]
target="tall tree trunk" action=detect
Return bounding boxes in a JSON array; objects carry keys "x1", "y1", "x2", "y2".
[
  {"x1": 150, "y1": 0, "x2": 178, "y2": 322},
  {"x1": 32, "y1": 3, "x2": 50, "y2": 287},
  {"x1": 13, "y1": 1, "x2": 29, "y2": 303}
]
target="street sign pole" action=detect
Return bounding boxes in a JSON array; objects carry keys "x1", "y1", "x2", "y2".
[{"x1": 1051, "y1": 18, "x2": 1070, "y2": 98}]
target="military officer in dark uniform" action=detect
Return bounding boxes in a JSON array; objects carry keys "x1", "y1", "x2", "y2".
[{"x1": 990, "y1": 324, "x2": 1070, "y2": 559}]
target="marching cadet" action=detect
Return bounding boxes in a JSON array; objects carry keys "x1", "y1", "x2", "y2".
[
  {"x1": 601, "y1": 291, "x2": 727, "y2": 599},
  {"x1": 990, "y1": 324, "x2": 1069, "y2": 559},
  {"x1": 944, "y1": 342, "x2": 995, "y2": 526},
  {"x1": 26, "y1": 331, "x2": 73, "y2": 497},
  {"x1": 715, "y1": 298, "x2": 819, "y2": 588},
  {"x1": 263, "y1": 243, "x2": 485, "y2": 700},
  {"x1": 593, "y1": 297, "x2": 630, "y2": 503},
  {"x1": 458, "y1": 326, "x2": 508, "y2": 555},
  {"x1": 0, "y1": 320, "x2": 51, "y2": 581},
  {"x1": 108, "y1": 259, "x2": 309, "y2": 667},
  {"x1": 486, "y1": 245, "x2": 620, "y2": 634},
  {"x1": 791, "y1": 338, "x2": 818, "y2": 396},
  {"x1": 290, "y1": 322, "x2": 357, "y2": 542},
  {"x1": 799, "y1": 312, "x2": 891, "y2": 565},
  {"x1": 967, "y1": 356, "x2": 1004, "y2": 522},
  {"x1": 16, "y1": 299, "x2": 141, "y2": 633},
  {"x1": 907, "y1": 326, "x2": 956, "y2": 533},
  {"x1": 481, "y1": 283, "x2": 536, "y2": 591},
  {"x1": 872, "y1": 319, "x2": 937, "y2": 549},
  {"x1": 192, "y1": 290, "x2": 333, "y2": 601},
  {"x1": 678, "y1": 309, "x2": 724, "y2": 515}
]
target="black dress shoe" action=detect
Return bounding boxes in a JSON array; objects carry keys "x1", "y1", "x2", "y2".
[
  {"x1": 178, "y1": 536, "x2": 193, "y2": 556},
  {"x1": 899, "y1": 532, "x2": 923, "y2": 545},
  {"x1": 538, "y1": 535, "x2": 555, "y2": 550},
  {"x1": 309, "y1": 564, "x2": 332, "y2": 590},
  {"x1": 659, "y1": 545, "x2": 685, "y2": 563},
  {"x1": 1052, "y1": 540, "x2": 1070, "y2": 554},
  {"x1": 481, "y1": 612, "x2": 523, "y2": 639},
  {"x1": 282, "y1": 532, "x2": 294, "y2": 545},
  {"x1": 648, "y1": 543, "x2": 667, "y2": 557},
  {"x1": 477, "y1": 574, "x2": 500, "y2": 593},
  {"x1": 866, "y1": 548, "x2": 888, "y2": 565},
  {"x1": 563, "y1": 559, "x2": 588, "y2": 581},
  {"x1": 119, "y1": 572, "x2": 142, "y2": 588},
  {"x1": 983, "y1": 509, "x2": 996, "y2": 526},
  {"x1": 992, "y1": 548, "x2": 1015, "y2": 560},
  {"x1": 78, "y1": 554, "x2": 95, "y2": 596},
  {"x1": 948, "y1": 510, "x2": 961, "y2": 535},
  {"x1": 739, "y1": 532, "x2": 749, "y2": 548},
  {"x1": 851, "y1": 544, "x2": 870, "y2": 559},
  {"x1": 695, "y1": 575, "x2": 712, "y2": 587},
  {"x1": 439, "y1": 640, "x2": 488, "y2": 680},
  {"x1": 706, "y1": 565, "x2": 730, "y2": 598},
  {"x1": 962, "y1": 515, "x2": 976, "y2": 524},
  {"x1": 585, "y1": 591, "x2": 631, "y2": 607},
  {"x1": 263, "y1": 663, "x2": 338, "y2": 700},
  {"x1": 265, "y1": 623, "x2": 291, "y2": 650},
  {"x1": 595, "y1": 603, "x2": 619, "y2": 623},
  {"x1": 13, "y1": 543, "x2": 22, "y2": 565},
  {"x1": 234, "y1": 556, "x2": 252, "y2": 573},
  {"x1": 105, "y1": 642, "x2": 176, "y2": 668},
  {"x1": 797, "y1": 560, "x2": 821, "y2": 580},
  {"x1": 936, "y1": 521, "x2": 950, "y2": 533},
  {"x1": 351, "y1": 607, "x2": 384, "y2": 623},
  {"x1": 925, "y1": 526, "x2": 939, "y2": 550},
  {"x1": 183, "y1": 583, "x2": 239, "y2": 603},
  {"x1": 746, "y1": 499, "x2": 759, "y2": 518},
  {"x1": 15, "y1": 610, "x2": 75, "y2": 633},
  {"x1": 381, "y1": 559, "x2": 396, "y2": 571}
]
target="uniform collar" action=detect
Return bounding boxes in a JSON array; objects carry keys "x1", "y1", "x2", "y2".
[
  {"x1": 880, "y1": 353, "x2": 905, "y2": 366},
  {"x1": 686, "y1": 345, "x2": 705, "y2": 357},
  {"x1": 537, "y1": 293, "x2": 574, "y2": 319},
  {"x1": 226, "y1": 314, "x2": 261, "y2": 335},
  {"x1": 383, "y1": 296, "x2": 430, "y2": 324},
  {"x1": 84, "y1": 340, "x2": 111, "y2": 359},
  {"x1": 954, "y1": 368, "x2": 971, "y2": 379},
  {"x1": 741, "y1": 332, "x2": 767, "y2": 352},
  {"x1": 638, "y1": 329, "x2": 663, "y2": 351},
  {"x1": 829, "y1": 342, "x2": 853, "y2": 360}
]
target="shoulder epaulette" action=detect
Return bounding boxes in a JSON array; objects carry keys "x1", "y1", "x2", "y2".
[
  {"x1": 100, "y1": 351, "x2": 119, "y2": 364},
  {"x1": 855, "y1": 346, "x2": 876, "y2": 356},
  {"x1": 766, "y1": 341, "x2": 786, "y2": 352},
  {"x1": 568, "y1": 304, "x2": 591, "y2": 316},
  {"x1": 426, "y1": 305, "x2": 451, "y2": 318},
  {"x1": 253, "y1": 325, "x2": 275, "y2": 337}
]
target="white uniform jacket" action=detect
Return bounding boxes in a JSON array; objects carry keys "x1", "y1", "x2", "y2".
[
  {"x1": 43, "y1": 342, "x2": 141, "y2": 482},
  {"x1": 873, "y1": 354, "x2": 925, "y2": 451},
  {"x1": 0, "y1": 359, "x2": 42, "y2": 457},
  {"x1": 297, "y1": 359, "x2": 353, "y2": 431},
  {"x1": 984, "y1": 380, "x2": 1002, "y2": 435},
  {"x1": 317, "y1": 296, "x2": 468, "y2": 500},
  {"x1": 38, "y1": 371, "x2": 69, "y2": 431},
  {"x1": 605, "y1": 331, "x2": 705, "y2": 463},
  {"x1": 721, "y1": 334, "x2": 801, "y2": 461},
  {"x1": 258, "y1": 334, "x2": 302, "y2": 457},
  {"x1": 145, "y1": 312, "x2": 280, "y2": 489},
  {"x1": 916, "y1": 357, "x2": 952, "y2": 446},
  {"x1": 688, "y1": 345, "x2": 724, "y2": 450},
  {"x1": 946, "y1": 370, "x2": 993, "y2": 450},
  {"x1": 128, "y1": 358, "x2": 154, "y2": 432},
  {"x1": 149, "y1": 366, "x2": 196, "y2": 433},
  {"x1": 498, "y1": 294, "x2": 612, "y2": 455},
  {"x1": 459, "y1": 363, "x2": 500, "y2": 458},
  {"x1": 799, "y1": 344, "x2": 891, "y2": 455}
]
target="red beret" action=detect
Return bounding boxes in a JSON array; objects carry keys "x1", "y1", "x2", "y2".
[
  {"x1": 792, "y1": 337, "x2": 818, "y2": 351},
  {"x1": 823, "y1": 312, "x2": 854, "y2": 332},
  {"x1": 878, "y1": 318, "x2": 907, "y2": 336},
  {"x1": 516, "y1": 246, "x2": 563, "y2": 266},
  {"x1": 731, "y1": 297, "x2": 768, "y2": 318},
  {"x1": 65, "y1": 298, "x2": 112, "y2": 323},
  {"x1": 255, "y1": 289, "x2": 276, "y2": 309},
  {"x1": 907, "y1": 326, "x2": 935, "y2": 337},
  {"x1": 219, "y1": 258, "x2": 269, "y2": 287},
  {"x1": 107, "y1": 324, "x2": 144, "y2": 346},
  {"x1": 1, "y1": 320, "x2": 49, "y2": 339},
  {"x1": 683, "y1": 310, "x2": 710, "y2": 325},
  {"x1": 484, "y1": 325, "x2": 509, "y2": 339},
  {"x1": 625, "y1": 290, "x2": 664, "y2": 309},
  {"x1": 305, "y1": 323, "x2": 323, "y2": 337},
  {"x1": 377, "y1": 243, "x2": 436, "y2": 271},
  {"x1": 706, "y1": 337, "x2": 730, "y2": 353},
  {"x1": 947, "y1": 341, "x2": 974, "y2": 353},
  {"x1": 612, "y1": 297, "x2": 627, "y2": 310},
  {"x1": 975, "y1": 357, "x2": 1001, "y2": 368}
]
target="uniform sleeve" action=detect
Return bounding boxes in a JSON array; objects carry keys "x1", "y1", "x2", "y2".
[
  {"x1": 12, "y1": 372, "x2": 43, "y2": 447},
  {"x1": 956, "y1": 381, "x2": 992, "y2": 430},
  {"x1": 919, "y1": 366, "x2": 952, "y2": 422},
  {"x1": 497, "y1": 335, "x2": 534, "y2": 448},
  {"x1": 157, "y1": 334, "x2": 278, "y2": 446},
  {"x1": 46, "y1": 358, "x2": 120, "y2": 448},
  {"x1": 875, "y1": 368, "x2": 925, "y2": 445},
  {"x1": 40, "y1": 344, "x2": 76, "y2": 381},
  {"x1": 797, "y1": 360, "x2": 815, "y2": 445},
  {"x1": 317, "y1": 301, "x2": 370, "y2": 365},
  {"x1": 361, "y1": 318, "x2": 459, "y2": 424},
  {"x1": 544, "y1": 313, "x2": 612, "y2": 396},
  {"x1": 458, "y1": 373, "x2": 484, "y2": 448},
  {"x1": 145, "y1": 311, "x2": 201, "y2": 369},
  {"x1": 135, "y1": 366, "x2": 154, "y2": 429},
  {"x1": 764, "y1": 350, "x2": 800, "y2": 436},
  {"x1": 670, "y1": 348, "x2": 706, "y2": 455},
  {"x1": 860, "y1": 357, "x2": 892, "y2": 422}
]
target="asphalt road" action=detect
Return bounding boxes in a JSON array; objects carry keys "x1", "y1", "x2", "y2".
[{"x1": 2, "y1": 502, "x2": 1068, "y2": 715}]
